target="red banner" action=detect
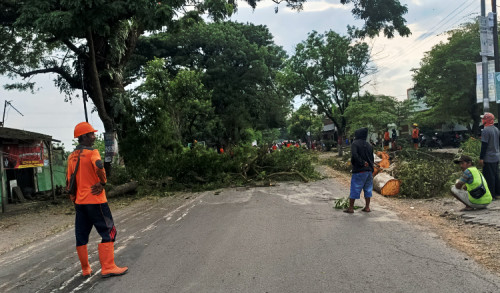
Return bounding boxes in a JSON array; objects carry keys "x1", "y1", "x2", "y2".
[{"x1": 3, "y1": 142, "x2": 44, "y2": 169}]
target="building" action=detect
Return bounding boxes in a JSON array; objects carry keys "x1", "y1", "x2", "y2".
[{"x1": 0, "y1": 127, "x2": 65, "y2": 213}]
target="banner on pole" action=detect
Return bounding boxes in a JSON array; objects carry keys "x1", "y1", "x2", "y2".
[{"x1": 476, "y1": 61, "x2": 496, "y2": 103}]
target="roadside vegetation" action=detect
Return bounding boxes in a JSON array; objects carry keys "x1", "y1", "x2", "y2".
[{"x1": 322, "y1": 137, "x2": 482, "y2": 199}]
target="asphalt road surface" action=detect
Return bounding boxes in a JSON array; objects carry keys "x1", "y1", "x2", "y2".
[{"x1": 1, "y1": 178, "x2": 500, "y2": 293}]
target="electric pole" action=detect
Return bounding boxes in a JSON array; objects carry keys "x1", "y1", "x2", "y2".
[
  {"x1": 492, "y1": 0, "x2": 500, "y2": 122},
  {"x1": 481, "y1": 0, "x2": 490, "y2": 112}
]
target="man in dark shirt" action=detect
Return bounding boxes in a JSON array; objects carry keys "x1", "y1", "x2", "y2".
[
  {"x1": 479, "y1": 113, "x2": 500, "y2": 200},
  {"x1": 345, "y1": 128, "x2": 374, "y2": 213}
]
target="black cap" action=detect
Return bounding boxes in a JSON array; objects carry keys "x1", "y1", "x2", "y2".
[{"x1": 453, "y1": 155, "x2": 472, "y2": 164}]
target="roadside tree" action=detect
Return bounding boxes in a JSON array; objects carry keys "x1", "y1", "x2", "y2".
[
  {"x1": 288, "y1": 104, "x2": 324, "y2": 142},
  {"x1": 283, "y1": 30, "x2": 373, "y2": 155},
  {"x1": 412, "y1": 21, "x2": 482, "y2": 134}
]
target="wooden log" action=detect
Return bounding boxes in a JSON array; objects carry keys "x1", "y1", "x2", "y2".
[
  {"x1": 373, "y1": 173, "x2": 400, "y2": 196},
  {"x1": 376, "y1": 151, "x2": 390, "y2": 168},
  {"x1": 107, "y1": 181, "x2": 138, "y2": 198}
]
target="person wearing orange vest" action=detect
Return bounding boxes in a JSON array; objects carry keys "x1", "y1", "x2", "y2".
[
  {"x1": 66, "y1": 122, "x2": 128, "y2": 278},
  {"x1": 411, "y1": 123, "x2": 420, "y2": 150},
  {"x1": 383, "y1": 129, "x2": 390, "y2": 151}
]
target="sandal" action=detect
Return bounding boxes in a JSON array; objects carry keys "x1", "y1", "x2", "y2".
[
  {"x1": 362, "y1": 207, "x2": 371, "y2": 212},
  {"x1": 343, "y1": 209, "x2": 354, "y2": 214}
]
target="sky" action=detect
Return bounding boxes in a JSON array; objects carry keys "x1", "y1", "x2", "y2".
[{"x1": 0, "y1": 0, "x2": 484, "y2": 148}]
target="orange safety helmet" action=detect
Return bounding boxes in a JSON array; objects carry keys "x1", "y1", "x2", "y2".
[{"x1": 74, "y1": 122, "x2": 98, "y2": 138}]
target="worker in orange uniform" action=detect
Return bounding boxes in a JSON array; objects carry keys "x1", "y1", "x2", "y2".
[
  {"x1": 67, "y1": 122, "x2": 128, "y2": 278},
  {"x1": 383, "y1": 129, "x2": 390, "y2": 151},
  {"x1": 411, "y1": 123, "x2": 420, "y2": 150}
]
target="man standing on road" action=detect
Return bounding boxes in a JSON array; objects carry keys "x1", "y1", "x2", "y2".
[
  {"x1": 451, "y1": 155, "x2": 492, "y2": 210},
  {"x1": 67, "y1": 122, "x2": 128, "y2": 278},
  {"x1": 479, "y1": 113, "x2": 500, "y2": 200},
  {"x1": 344, "y1": 128, "x2": 374, "y2": 213}
]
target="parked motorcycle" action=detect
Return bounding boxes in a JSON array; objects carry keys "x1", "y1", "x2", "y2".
[{"x1": 420, "y1": 133, "x2": 442, "y2": 149}]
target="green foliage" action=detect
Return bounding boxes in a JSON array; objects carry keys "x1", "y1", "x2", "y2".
[
  {"x1": 333, "y1": 197, "x2": 361, "y2": 210},
  {"x1": 393, "y1": 157, "x2": 459, "y2": 199},
  {"x1": 283, "y1": 29, "x2": 372, "y2": 145},
  {"x1": 460, "y1": 137, "x2": 481, "y2": 163},
  {"x1": 107, "y1": 166, "x2": 134, "y2": 186},
  {"x1": 345, "y1": 94, "x2": 397, "y2": 134},
  {"x1": 412, "y1": 21, "x2": 481, "y2": 133},
  {"x1": 259, "y1": 147, "x2": 319, "y2": 179},
  {"x1": 130, "y1": 21, "x2": 292, "y2": 145},
  {"x1": 132, "y1": 144, "x2": 319, "y2": 190},
  {"x1": 137, "y1": 58, "x2": 215, "y2": 144},
  {"x1": 341, "y1": 0, "x2": 410, "y2": 38},
  {"x1": 288, "y1": 104, "x2": 324, "y2": 141},
  {"x1": 322, "y1": 157, "x2": 352, "y2": 173}
]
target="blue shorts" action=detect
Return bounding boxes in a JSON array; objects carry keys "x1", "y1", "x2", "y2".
[{"x1": 349, "y1": 172, "x2": 373, "y2": 199}]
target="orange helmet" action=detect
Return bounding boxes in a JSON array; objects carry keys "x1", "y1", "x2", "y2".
[{"x1": 74, "y1": 122, "x2": 98, "y2": 138}]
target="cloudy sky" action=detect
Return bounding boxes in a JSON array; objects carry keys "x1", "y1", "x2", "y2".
[{"x1": 0, "y1": 0, "x2": 483, "y2": 147}]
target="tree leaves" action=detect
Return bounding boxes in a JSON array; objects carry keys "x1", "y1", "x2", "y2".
[{"x1": 412, "y1": 21, "x2": 481, "y2": 132}]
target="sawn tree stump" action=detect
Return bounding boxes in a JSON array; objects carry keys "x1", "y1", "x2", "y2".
[{"x1": 373, "y1": 173, "x2": 400, "y2": 196}]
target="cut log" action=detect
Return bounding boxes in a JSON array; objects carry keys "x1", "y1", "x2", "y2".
[
  {"x1": 376, "y1": 151, "x2": 390, "y2": 168},
  {"x1": 107, "y1": 181, "x2": 138, "y2": 198},
  {"x1": 373, "y1": 173, "x2": 401, "y2": 196}
]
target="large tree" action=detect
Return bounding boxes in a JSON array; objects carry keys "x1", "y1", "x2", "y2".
[
  {"x1": 129, "y1": 21, "x2": 293, "y2": 144},
  {"x1": 288, "y1": 104, "x2": 324, "y2": 142},
  {"x1": 412, "y1": 21, "x2": 481, "y2": 133},
  {"x1": 344, "y1": 94, "x2": 397, "y2": 134},
  {"x1": 283, "y1": 30, "x2": 373, "y2": 154},
  {"x1": 0, "y1": 0, "x2": 410, "y2": 164}
]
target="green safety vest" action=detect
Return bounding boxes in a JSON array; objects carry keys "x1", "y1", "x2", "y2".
[{"x1": 466, "y1": 167, "x2": 492, "y2": 205}]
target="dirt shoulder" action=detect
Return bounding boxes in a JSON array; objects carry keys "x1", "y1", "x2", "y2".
[
  {"x1": 318, "y1": 162, "x2": 500, "y2": 277},
  {"x1": 0, "y1": 194, "x2": 186, "y2": 256}
]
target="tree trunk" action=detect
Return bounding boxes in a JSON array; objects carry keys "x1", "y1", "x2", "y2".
[{"x1": 337, "y1": 133, "x2": 343, "y2": 156}]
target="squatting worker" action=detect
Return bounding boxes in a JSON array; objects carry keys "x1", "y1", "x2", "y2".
[
  {"x1": 344, "y1": 128, "x2": 374, "y2": 214},
  {"x1": 451, "y1": 155, "x2": 492, "y2": 210},
  {"x1": 479, "y1": 112, "x2": 500, "y2": 200},
  {"x1": 66, "y1": 122, "x2": 128, "y2": 278}
]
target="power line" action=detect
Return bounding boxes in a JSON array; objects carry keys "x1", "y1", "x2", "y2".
[
  {"x1": 377, "y1": 2, "x2": 480, "y2": 69},
  {"x1": 376, "y1": 0, "x2": 477, "y2": 66}
]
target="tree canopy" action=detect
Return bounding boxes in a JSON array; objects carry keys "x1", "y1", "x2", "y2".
[
  {"x1": 412, "y1": 21, "x2": 481, "y2": 133},
  {"x1": 130, "y1": 21, "x2": 292, "y2": 144},
  {"x1": 282, "y1": 30, "x2": 373, "y2": 153},
  {"x1": 0, "y1": 0, "x2": 411, "y2": 167},
  {"x1": 287, "y1": 104, "x2": 324, "y2": 142}
]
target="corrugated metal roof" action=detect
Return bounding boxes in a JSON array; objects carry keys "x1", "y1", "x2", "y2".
[{"x1": 0, "y1": 127, "x2": 53, "y2": 141}]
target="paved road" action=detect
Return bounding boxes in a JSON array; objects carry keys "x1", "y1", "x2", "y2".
[{"x1": 1, "y1": 178, "x2": 500, "y2": 293}]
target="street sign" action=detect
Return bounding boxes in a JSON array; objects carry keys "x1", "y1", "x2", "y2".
[
  {"x1": 476, "y1": 61, "x2": 496, "y2": 103},
  {"x1": 480, "y1": 16, "x2": 494, "y2": 57}
]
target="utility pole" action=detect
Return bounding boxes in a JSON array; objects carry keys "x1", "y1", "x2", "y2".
[
  {"x1": 481, "y1": 0, "x2": 490, "y2": 112},
  {"x1": 79, "y1": 59, "x2": 89, "y2": 123},
  {"x1": 492, "y1": 0, "x2": 500, "y2": 122}
]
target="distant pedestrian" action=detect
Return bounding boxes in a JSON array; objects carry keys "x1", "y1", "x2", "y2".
[
  {"x1": 451, "y1": 155, "x2": 492, "y2": 210},
  {"x1": 67, "y1": 122, "x2": 128, "y2": 278},
  {"x1": 392, "y1": 129, "x2": 397, "y2": 141},
  {"x1": 344, "y1": 128, "x2": 374, "y2": 213},
  {"x1": 479, "y1": 113, "x2": 500, "y2": 200},
  {"x1": 383, "y1": 129, "x2": 390, "y2": 151},
  {"x1": 412, "y1": 123, "x2": 419, "y2": 150}
]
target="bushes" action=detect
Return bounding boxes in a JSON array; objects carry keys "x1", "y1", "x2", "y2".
[
  {"x1": 393, "y1": 157, "x2": 459, "y2": 199},
  {"x1": 460, "y1": 137, "x2": 481, "y2": 163},
  {"x1": 133, "y1": 144, "x2": 319, "y2": 190},
  {"x1": 324, "y1": 148, "x2": 460, "y2": 199}
]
